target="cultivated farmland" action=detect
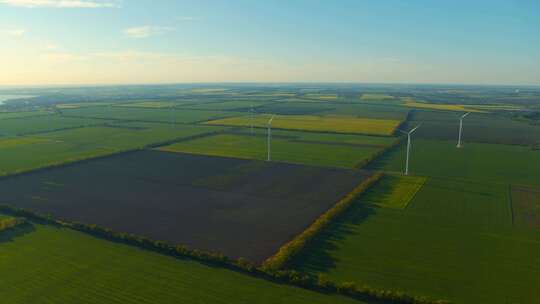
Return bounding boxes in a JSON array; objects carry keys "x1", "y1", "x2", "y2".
[
  {"x1": 370, "y1": 139, "x2": 540, "y2": 185},
  {"x1": 62, "y1": 106, "x2": 244, "y2": 124},
  {"x1": 0, "y1": 150, "x2": 373, "y2": 263},
  {"x1": 0, "y1": 222, "x2": 367, "y2": 304},
  {"x1": 292, "y1": 177, "x2": 538, "y2": 304},
  {"x1": 158, "y1": 130, "x2": 392, "y2": 169},
  {"x1": 0, "y1": 84, "x2": 539, "y2": 304},
  {"x1": 361, "y1": 174, "x2": 426, "y2": 209},
  {"x1": 0, "y1": 123, "x2": 223, "y2": 176},
  {"x1": 205, "y1": 114, "x2": 401, "y2": 135}
]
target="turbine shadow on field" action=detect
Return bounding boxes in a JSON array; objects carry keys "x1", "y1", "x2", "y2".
[{"x1": 291, "y1": 201, "x2": 377, "y2": 273}]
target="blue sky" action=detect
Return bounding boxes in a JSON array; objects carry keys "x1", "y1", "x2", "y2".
[{"x1": 1, "y1": 0, "x2": 539, "y2": 85}]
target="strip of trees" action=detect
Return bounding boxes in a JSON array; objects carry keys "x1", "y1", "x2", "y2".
[
  {"x1": 0, "y1": 200, "x2": 450, "y2": 304},
  {"x1": 0, "y1": 216, "x2": 26, "y2": 232},
  {"x1": 262, "y1": 172, "x2": 384, "y2": 270}
]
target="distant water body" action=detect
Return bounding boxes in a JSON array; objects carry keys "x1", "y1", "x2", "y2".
[{"x1": 0, "y1": 95, "x2": 35, "y2": 105}]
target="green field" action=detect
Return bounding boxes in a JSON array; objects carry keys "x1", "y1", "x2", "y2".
[
  {"x1": 293, "y1": 177, "x2": 539, "y2": 304},
  {"x1": 0, "y1": 223, "x2": 366, "y2": 304},
  {"x1": 361, "y1": 174, "x2": 426, "y2": 209},
  {"x1": 0, "y1": 111, "x2": 52, "y2": 120},
  {"x1": 250, "y1": 102, "x2": 336, "y2": 115},
  {"x1": 511, "y1": 185, "x2": 540, "y2": 229},
  {"x1": 370, "y1": 139, "x2": 540, "y2": 186},
  {"x1": 206, "y1": 114, "x2": 401, "y2": 136},
  {"x1": 322, "y1": 104, "x2": 409, "y2": 121},
  {"x1": 63, "y1": 106, "x2": 243, "y2": 124},
  {"x1": 360, "y1": 94, "x2": 396, "y2": 101},
  {"x1": 0, "y1": 123, "x2": 223, "y2": 176},
  {"x1": 158, "y1": 133, "x2": 382, "y2": 169},
  {"x1": 115, "y1": 101, "x2": 180, "y2": 108},
  {"x1": 0, "y1": 115, "x2": 108, "y2": 136},
  {"x1": 405, "y1": 109, "x2": 540, "y2": 146},
  {"x1": 181, "y1": 100, "x2": 277, "y2": 111}
]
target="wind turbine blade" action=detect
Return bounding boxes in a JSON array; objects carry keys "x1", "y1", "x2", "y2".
[
  {"x1": 268, "y1": 115, "x2": 275, "y2": 125},
  {"x1": 409, "y1": 124, "x2": 421, "y2": 134},
  {"x1": 462, "y1": 112, "x2": 471, "y2": 119},
  {"x1": 397, "y1": 129, "x2": 408, "y2": 135}
]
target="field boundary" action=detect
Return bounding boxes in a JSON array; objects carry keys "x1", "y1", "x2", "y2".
[
  {"x1": 403, "y1": 176, "x2": 428, "y2": 210},
  {"x1": 0, "y1": 204, "x2": 449, "y2": 304},
  {"x1": 262, "y1": 172, "x2": 384, "y2": 271},
  {"x1": 354, "y1": 136, "x2": 405, "y2": 170},
  {"x1": 0, "y1": 128, "x2": 227, "y2": 181}
]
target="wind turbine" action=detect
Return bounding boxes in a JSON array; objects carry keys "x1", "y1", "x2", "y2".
[
  {"x1": 267, "y1": 115, "x2": 275, "y2": 162},
  {"x1": 398, "y1": 125, "x2": 421, "y2": 176},
  {"x1": 456, "y1": 112, "x2": 471, "y2": 148}
]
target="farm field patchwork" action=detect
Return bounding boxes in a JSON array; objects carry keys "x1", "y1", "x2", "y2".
[
  {"x1": 62, "y1": 106, "x2": 243, "y2": 124},
  {"x1": 57, "y1": 102, "x2": 113, "y2": 109},
  {"x1": 369, "y1": 139, "x2": 540, "y2": 185},
  {"x1": 405, "y1": 110, "x2": 540, "y2": 145},
  {"x1": 403, "y1": 100, "x2": 486, "y2": 112},
  {"x1": 321, "y1": 103, "x2": 409, "y2": 120},
  {"x1": 0, "y1": 123, "x2": 223, "y2": 176},
  {"x1": 0, "y1": 223, "x2": 367, "y2": 304},
  {"x1": 0, "y1": 150, "x2": 373, "y2": 263},
  {"x1": 181, "y1": 100, "x2": 278, "y2": 111},
  {"x1": 302, "y1": 93, "x2": 339, "y2": 101},
  {"x1": 360, "y1": 94, "x2": 396, "y2": 101},
  {"x1": 205, "y1": 114, "x2": 401, "y2": 135},
  {"x1": 0, "y1": 115, "x2": 109, "y2": 136},
  {"x1": 252, "y1": 101, "x2": 336, "y2": 115},
  {"x1": 158, "y1": 132, "x2": 387, "y2": 168},
  {"x1": 0, "y1": 110, "x2": 51, "y2": 120},
  {"x1": 292, "y1": 177, "x2": 538, "y2": 304},
  {"x1": 115, "y1": 101, "x2": 180, "y2": 108}
]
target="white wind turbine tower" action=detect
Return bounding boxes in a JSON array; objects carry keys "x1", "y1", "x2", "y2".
[
  {"x1": 456, "y1": 112, "x2": 471, "y2": 148},
  {"x1": 398, "y1": 125, "x2": 421, "y2": 176},
  {"x1": 267, "y1": 115, "x2": 275, "y2": 161}
]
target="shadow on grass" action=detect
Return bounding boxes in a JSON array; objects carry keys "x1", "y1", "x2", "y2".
[
  {"x1": 0, "y1": 222, "x2": 36, "y2": 244},
  {"x1": 289, "y1": 201, "x2": 378, "y2": 273}
]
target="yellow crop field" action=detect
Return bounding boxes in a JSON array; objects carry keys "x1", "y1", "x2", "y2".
[
  {"x1": 0, "y1": 137, "x2": 50, "y2": 149},
  {"x1": 404, "y1": 100, "x2": 486, "y2": 113},
  {"x1": 205, "y1": 114, "x2": 400, "y2": 135},
  {"x1": 362, "y1": 174, "x2": 427, "y2": 209}
]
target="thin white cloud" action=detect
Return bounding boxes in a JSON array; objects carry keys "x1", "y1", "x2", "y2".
[
  {"x1": 123, "y1": 26, "x2": 174, "y2": 39},
  {"x1": 0, "y1": 0, "x2": 120, "y2": 8},
  {"x1": 1, "y1": 29, "x2": 26, "y2": 37},
  {"x1": 178, "y1": 16, "x2": 196, "y2": 21},
  {"x1": 43, "y1": 42, "x2": 59, "y2": 51}
]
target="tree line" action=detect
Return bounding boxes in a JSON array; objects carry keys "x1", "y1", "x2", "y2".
[
  {"x1": 0, "y1": 216, "x2": 26, "y2": 232},
  {"x1": 0, "y1": 201, "x2": 450, "y2": 304}
]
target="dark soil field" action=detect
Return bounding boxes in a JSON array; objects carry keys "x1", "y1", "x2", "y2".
[{"x1": 0, "y1": 150, "x2": 371, "y2": 263}]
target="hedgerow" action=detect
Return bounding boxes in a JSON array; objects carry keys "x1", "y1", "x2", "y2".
[
  {"x1": 261, "y1": 172, "x2": 384, "y2": 271},
  {"x1": 0, "y1": 197, "x2": 450, "y2": 304}
]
